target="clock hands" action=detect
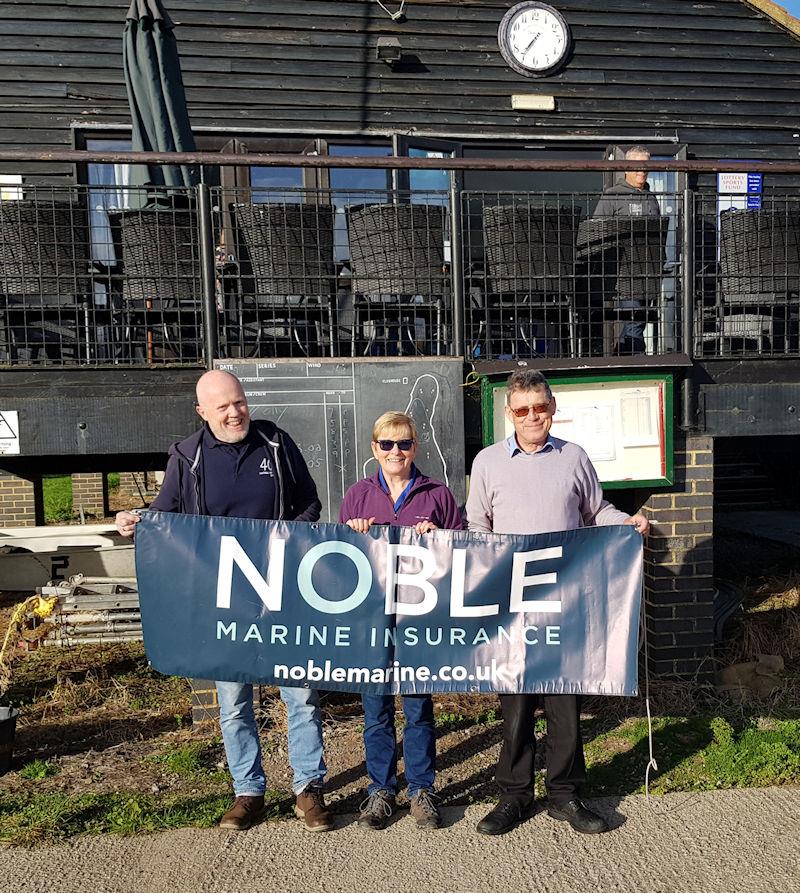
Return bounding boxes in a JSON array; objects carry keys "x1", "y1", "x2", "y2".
[{"x1": 523, "y1": 32, "x2": 542, "y2": 55}]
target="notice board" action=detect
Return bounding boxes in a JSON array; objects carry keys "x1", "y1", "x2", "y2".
[
  {"x1": 217, "y1": 358, "x2": 466, "y2": 520},
  {"x1": 482, "y1": 373, "x2": 674, "y2": 488}
]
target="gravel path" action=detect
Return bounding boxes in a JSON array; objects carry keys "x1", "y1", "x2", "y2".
[{"x1": 2, "y1": 787, "x2": 799, "y2": 893}]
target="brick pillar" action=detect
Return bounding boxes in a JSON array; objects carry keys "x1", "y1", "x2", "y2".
[
  {"x1": 0, "y1": 470, "x2": 43, "y2": 527},
  {"x1": 118, "y1": 471, "x2": 160, "y2": 506},
  {"x1": 190, "y1": 680, "x2": 268, "y2": 726},
  {"x1": 641, "y1": 433, "x2": 715, "y2": 681},
  {"x1": 190, "y1": 678, "x2": 219, "y2": 727},
  {"x1": 71, "y1": 473, "x2": 107, "y2": 519}
]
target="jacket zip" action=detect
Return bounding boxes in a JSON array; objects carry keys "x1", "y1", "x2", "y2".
[{"x1": 180, "y1": 426, "x2": 285, "y2": 518}]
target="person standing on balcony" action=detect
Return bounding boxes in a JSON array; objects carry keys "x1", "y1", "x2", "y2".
[
  {"x1": 115, "y1": 370, "x2": 334, "y2": 834},
  {"x1": 467, "y1": 369, "x2": 649, "y2": 837},
  {"x1": 593, "y1": 146, "x2": 662, "y2": 355},
  {"x1": 339, "y1": 411, "x2": 463, "y2": 831}
]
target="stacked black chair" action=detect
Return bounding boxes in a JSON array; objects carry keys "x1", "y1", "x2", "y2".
[
  {"x1": 480, "y1": 203, "x2": 581, "y2": 359},
  {"x1": 0, "y1": 200, "x2": 90, "y2": 362},
  {"x1": 230, "y1": 202, "x2": 336, "y2": 357},
  {"x1": 716, "y1": 207, "x2": 800, "y2": 353},
  {"x1": 109, "y1": 207, "x2": 202, "y2": 362},
  {"x1": 346, "y1": 203, "x2": 447, "y2": 356}
]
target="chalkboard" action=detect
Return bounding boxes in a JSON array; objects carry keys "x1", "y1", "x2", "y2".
[{"x1": 217, "y1": 358, "x2": 466, "y2": 521}]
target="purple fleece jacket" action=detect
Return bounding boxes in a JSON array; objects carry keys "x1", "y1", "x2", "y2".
[{"x1": 338, "y1": 469, "x2": 463, "y2": 530}]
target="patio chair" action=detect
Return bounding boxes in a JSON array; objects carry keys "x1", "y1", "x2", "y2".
[
  {"x1": 0, "y1": 200, "x2": 90, "y2": 363},
  {"x1": 346, "y1": 203, "x2": 448, "y2": 356},
  {"x1": 229, "y1": 202, "x2": 336, "y2": 357},
  {"x1": 108, "y1": 206, "x2": 203, "y2": 363},
  {"x1": 477, "y1": 203, "x2": 581, "y2": 359}
]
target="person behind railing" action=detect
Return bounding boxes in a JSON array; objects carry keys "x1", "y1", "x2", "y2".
[
  {"x1": 467, "y1": 369, "x2": 649, "y2": 837},
  {"x1": 339, "y1": 411, "x2": 463, "y2": 832},
  {"x1": 592, "y1": 146, "x2": 661, "y2": 355},
  {"x1": 115, "y1": 370, "x2": 334, "y2": 834}
]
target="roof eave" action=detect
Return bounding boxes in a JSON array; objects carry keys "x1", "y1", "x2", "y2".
[{"x1": 743, "y1": 0, "x2": 800, "y2": 41}]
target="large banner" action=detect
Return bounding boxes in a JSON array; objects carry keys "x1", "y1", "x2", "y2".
[{"x1": 135, "y1": 512, "x2": 643, "y2": 696}]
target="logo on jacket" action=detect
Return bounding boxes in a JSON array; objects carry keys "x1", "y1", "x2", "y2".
[{"x1": 259, "y1": 458, "x2": 274, "y2": 477}]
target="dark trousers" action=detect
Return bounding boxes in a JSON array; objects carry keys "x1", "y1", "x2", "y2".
[{"x1": 496, "y1": 693, "x2": 586, "y2": 808}]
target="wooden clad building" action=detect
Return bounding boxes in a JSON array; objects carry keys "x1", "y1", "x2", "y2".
[
  {"x1": 2, "y1": 0, "x2": 800, "y2": 681},
  {"x1": 0, "y1": 0, "x2": 799, "y2": 184}
]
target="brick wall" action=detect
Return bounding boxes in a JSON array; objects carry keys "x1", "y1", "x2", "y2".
[
  {"x1": 0, "y1": 470, "x2": 43, "y2": 526},
  {"x1": 190, "y1": 679, "x2": 269, "y2": 727},
  {"x1": 71, "y1": 472, "x2": 107, "y2": 519},
  {"x1": 117, "y1": 471, "x2": 160, "y2": 506},
  {"x1": 641, "y1": 433, "x2": 715, "y2": 681},
  {"x1": 190, "y1": 678, "x2": 219, "y2": 727}
]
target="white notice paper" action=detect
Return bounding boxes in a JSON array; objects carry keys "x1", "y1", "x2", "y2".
[
  {"x1": 575, "y1": 404, "x2": 616, "y2": 462},
  {"x1": 0, "y1": 410, "x2": 20, "y2": 455},
  {"x1": 620, "y1": 389, "x2": 659, "y2": 447}
]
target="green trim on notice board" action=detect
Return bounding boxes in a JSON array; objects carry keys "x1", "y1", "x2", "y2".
[{"x1": 479, "y1": 371, "x2": 675, "y2": 489}]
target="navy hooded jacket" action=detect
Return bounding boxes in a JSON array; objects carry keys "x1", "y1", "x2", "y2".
[{"x1": 150, "y1": 419, "x2": 321, "y2": 522}]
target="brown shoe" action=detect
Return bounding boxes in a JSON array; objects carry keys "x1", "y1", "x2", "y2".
[
  {"x1": 409, "y1": 788, "x2": 441, "y2": 830},
  {"x1": 294, "y1": 782, "x2": 334, "y2": 832},
  {"x1": 219, "y1": 795, "x2": 265, "y2": 831}
]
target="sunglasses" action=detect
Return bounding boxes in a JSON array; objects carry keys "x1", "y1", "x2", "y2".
[
  {"x1": 375, "y1": 438, "x2": 415, "y2": 452},
  {"x1": 508, "y1": 402, "x2": 551, "y2": 419}
]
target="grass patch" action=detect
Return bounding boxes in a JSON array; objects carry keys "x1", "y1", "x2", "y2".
[
  {"x1": 702, "y1": 717, "x2": 800, "y2": 787},
  {"x1": 146, "y1": 741, "x2": 223, "y2": 780},
  {"x1": 18, "y1": 760, "x2": 58, "y2": 781},
  {"x1": 0, "y1": 791, "x2": 228, "y2": 846},
  {"x1": 434, "y1": 705, "x2": 500, "y2": 733},
  {"x1": 0, "y1": 790, "x2": 290, "y2": 846},
  {"x1": 584, "y1": 714, "x2": 800, "y2": 796},
  {"x1": 7, "y1": 642, "x2": 190, "y2": 716},
  {"x1": 42, "y1": 475, "x2": 73, "y2": 523}
]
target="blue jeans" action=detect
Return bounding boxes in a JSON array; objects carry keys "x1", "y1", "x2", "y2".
[
  {"x1": 216, "y1": 682, "x2": 326, "y2": 796},
  {"x1": 362, "y1": 694, "x2": 435, "y2": 796}
]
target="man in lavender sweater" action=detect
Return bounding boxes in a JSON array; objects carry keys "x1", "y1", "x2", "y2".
[{"x1": 467, "y1": 369, "x2": 649, "y2": 836}]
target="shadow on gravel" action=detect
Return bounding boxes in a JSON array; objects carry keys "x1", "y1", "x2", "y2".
[{"x1": 13, "y1": 713, "x2": 184, "y2": 761}]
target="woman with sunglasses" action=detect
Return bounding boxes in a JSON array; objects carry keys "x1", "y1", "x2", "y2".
[{"x1": 339, "y1": 411, "x2": 462, "y2": 832}]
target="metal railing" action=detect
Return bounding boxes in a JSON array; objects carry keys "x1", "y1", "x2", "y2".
[
  {"x1": 462, "y1": 190, "x2": 681, "y2": 360},
  {"x1": 1, "y1": 172, "x2": 799, "y2": 366}
]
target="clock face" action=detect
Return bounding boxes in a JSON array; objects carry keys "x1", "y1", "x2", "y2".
[{"x1": 498, "y1": 2, "x2": 571, "y2": 77}]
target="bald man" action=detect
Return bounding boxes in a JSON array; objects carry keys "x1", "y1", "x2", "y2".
[{"x1": 116, "y1": 370, "x2": 333, "y2": 833}]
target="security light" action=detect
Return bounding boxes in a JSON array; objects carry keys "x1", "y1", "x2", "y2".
[{"x1": 376, "y1": 36, "x2": 402, "y2": 66}]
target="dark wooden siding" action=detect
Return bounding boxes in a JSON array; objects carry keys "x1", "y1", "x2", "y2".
[{"x1": 1, "y1": 0, "x2": 800, "y2": 183}]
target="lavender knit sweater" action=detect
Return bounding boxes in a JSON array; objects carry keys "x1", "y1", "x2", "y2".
[{"x1": 466, "y1": 436, "x2": 630, "y2": 535}]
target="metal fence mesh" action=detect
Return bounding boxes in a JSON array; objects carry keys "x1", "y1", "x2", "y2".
[
  {"x1": 694, "y1": 194, "x2": 800, "y2": 358},
  {"x1": 2, "y1": 182, "x2": 800, "y2": 365}
]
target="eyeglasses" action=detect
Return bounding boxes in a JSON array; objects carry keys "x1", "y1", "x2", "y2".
[
  {"x1": 508, "y1": 402, "x2": 551, "y2": 419},
  {"x1": 375, "y1": 438, "x2": 415, "y2": 452}
]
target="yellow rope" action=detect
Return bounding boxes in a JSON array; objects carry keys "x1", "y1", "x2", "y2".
[{"x1": 0, "y1": 595, "x2": 58, "y2": 692}]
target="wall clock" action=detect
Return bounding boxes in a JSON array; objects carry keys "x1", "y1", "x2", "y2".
[{"x1": 498, "y1": 2, "x2": 572, "y2": 78}]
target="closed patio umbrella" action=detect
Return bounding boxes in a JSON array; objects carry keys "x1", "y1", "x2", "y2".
[{"x1": 123, "y1": 0, "x2": 198, "y2": 201}]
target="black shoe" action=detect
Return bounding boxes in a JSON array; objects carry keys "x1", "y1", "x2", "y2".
[
  {"x1": 547, "y1": 798, "x2": 609, "y2": 834},
  {"x1": 476, "y1": 800, "x2": 534, "y2": 836}
]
